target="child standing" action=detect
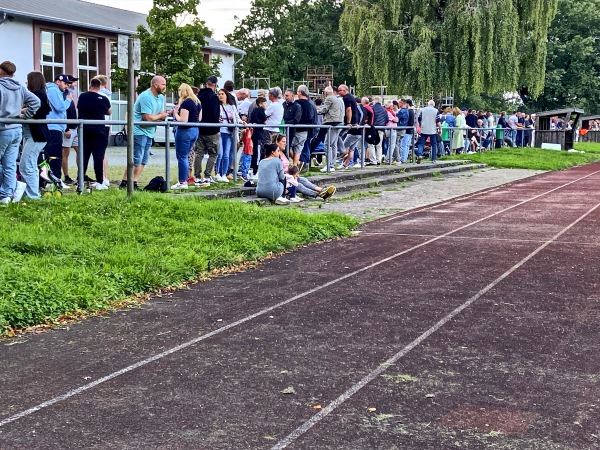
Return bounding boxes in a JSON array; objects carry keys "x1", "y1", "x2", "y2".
[{"x1": 285, "y1": 165, "x2": 303, "y2": 203}]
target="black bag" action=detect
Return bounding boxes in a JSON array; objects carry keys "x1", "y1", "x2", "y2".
[
  {"x1": 144, "y1": 176, "x2": 167, "y2": 192},
  {"x1": 365, "y1": 126, "x2": 380, "y2": 145}
]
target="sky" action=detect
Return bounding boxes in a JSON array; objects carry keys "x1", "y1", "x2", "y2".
[{"x1": 83, "y1": 0, "x2": 251, "y2": 41}]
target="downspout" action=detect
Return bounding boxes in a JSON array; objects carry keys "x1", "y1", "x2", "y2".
[{"x1": 233, "y1": 52, "x2": 245, "y2": 84}]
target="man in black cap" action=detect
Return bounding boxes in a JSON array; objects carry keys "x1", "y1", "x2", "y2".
[
  {"x1": 192, "y1": 75, "x2": 220, "y2": 185},
  {"x1": 399, "y1": 98, "x2": 414, "y2": 163},
  {"x1": 46, "y1": 73, "x2": 75, "y2": 185}
]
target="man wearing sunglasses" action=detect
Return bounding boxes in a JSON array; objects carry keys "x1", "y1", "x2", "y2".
[{"x1": 46, "y1": 74, "x2": 75, "y2": 186}]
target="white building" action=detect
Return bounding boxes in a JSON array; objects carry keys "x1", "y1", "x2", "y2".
[{"x1": 0, "y1": 0, "x2": 245, "y2": 88}]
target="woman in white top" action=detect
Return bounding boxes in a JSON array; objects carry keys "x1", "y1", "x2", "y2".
[{"x1": 215, "y1": 89, "x2": 239, "y2": 183}]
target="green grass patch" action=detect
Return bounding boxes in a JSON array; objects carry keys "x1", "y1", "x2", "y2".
[
  {"x1": 0, "y1": 192, "x2": 357, "y2": 334},
  {"x1": 442, "y1": 146, "x2": 600, "y2": 170}
]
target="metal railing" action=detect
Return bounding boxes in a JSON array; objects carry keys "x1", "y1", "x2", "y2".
[{"x1": 0, "y1": 117, "x2": 534, "y2": 191}]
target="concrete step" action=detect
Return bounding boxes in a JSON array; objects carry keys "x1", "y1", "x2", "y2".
[{"x1": 192, "y1": 160, "x2": 484, "y2": 201}]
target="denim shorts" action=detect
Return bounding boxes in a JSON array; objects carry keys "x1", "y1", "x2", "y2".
[{"x1": 134, "y1": 134, "x2": 153, "y2": 166}]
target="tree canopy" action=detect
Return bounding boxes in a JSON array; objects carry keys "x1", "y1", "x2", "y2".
[
  {"x1": 225, "y1": 0, "x2": 355, "y2": 89},
  {"x1": 528, "y1": 0, "x2": 600, "y2": 113},
  {"x1": 340, "y1": 0, "x2": 558, "y2": 99},
  {"x1": 112, "y1": 0, "x2": 218, "y2": 93}
]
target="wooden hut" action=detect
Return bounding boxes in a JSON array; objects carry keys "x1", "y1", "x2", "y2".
[
  {"x1": 578, "y1": 115, "x2": 600, "y2": 143},
  {"x1": 534, "y1": 108, "x2": 584, "y2": 150}
]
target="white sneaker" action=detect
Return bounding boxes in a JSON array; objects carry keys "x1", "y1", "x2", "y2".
[
  {"x1": 60, "y1": 181, "x2": 71, "y2": 190},
  {"x1": 171, "y1": 182, "x2": 189, "y2": 190},
  {"x1": 12, "y1": 181, "x2": 27, "y2": 202},
  {"x1": 217, "y1": 175, "x2": 230, "y2": 183},
  {"x1": 102, "y1": 179, "x2": 110, "y2": 187},
  {"x1": 320, "y1": 166, "x2": 335, "y2": 173},
  {"x1": 92, "y1": 182, "x2": 109, "y2": 190},
  {"x1": 289, "y1": 196, "x2": 303, "y2": 203},
  {"x1": 274, "y1": 196, "x2": 290, "y2": 205},
  {"x1": 0, "y1": 196, "x2": 11, "y2": 206}
]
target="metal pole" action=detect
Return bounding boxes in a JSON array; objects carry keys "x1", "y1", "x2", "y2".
[
  {"x1": 325, "y1": 126, "x2": 331, "y2": 172},
  {"x1": 77, "y1": 121, "x2": 85, "y2": 192},
  {"x1": 360, "y1": 126, "x2": 366, "y2": 168},
  {"x1": 164, "y1": 120, "x2": 171, "y2": 187},
  {"x1": 126, "y1": 37, "x2": 135, "y2": 196},
  {"x1": 233, "y1": 123, "x2": 239, "y2": 181}
]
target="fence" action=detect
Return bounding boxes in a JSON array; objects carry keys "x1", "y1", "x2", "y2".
[{"x1": 0, "y1": 117, "x2": 526, "y2": 190}]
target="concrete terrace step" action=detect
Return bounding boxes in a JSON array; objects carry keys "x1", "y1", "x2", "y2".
[{"x1": 190, "y1": 160, "x2": 484, "y2": 201}]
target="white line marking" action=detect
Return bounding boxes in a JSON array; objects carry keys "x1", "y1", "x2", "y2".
[
  {"x1": 1, "y1": 170, "x2": 599, "y2": 429},
  {"x1": 270, "y1": 201, "x2": 600, "y2": 450}
]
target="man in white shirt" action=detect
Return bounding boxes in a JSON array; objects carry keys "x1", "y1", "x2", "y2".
[
  {"x1": 262, "y1": 87, "x2": 283, "y2": 148},
  {"x1": 415, "y1": 99, "x2": 439, "y2": 163}
]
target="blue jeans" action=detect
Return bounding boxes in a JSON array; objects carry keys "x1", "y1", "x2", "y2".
[
  {"x1": 240, "y1": 153, "x2": 251, "y2": 177},
  {"x1": 416, "y1": 133, "x2": 438, "y2": 161},
  {"x1": 297, "y1": 177, "x2": 319, "y2": 197},
  {"x1": 400, "y1": 133, "x2": 412, "y2": 162},
  {"x1": 21, "y1": 127, "x2": 46, "y2": 200},
  {"x1": 175, "y1": 127, "x2": 198, "y2": 182},
  {"x1": 216, "y1": 132, "x2": 232, "y2": 176},
  {"x1": 133, "y1": 134, "x2": 153, "y2": 166},
  {"x1": 0, "y1": 127, "x2": 22, "y2": 200}
]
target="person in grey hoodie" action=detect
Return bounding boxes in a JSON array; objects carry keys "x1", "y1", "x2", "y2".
[
  {"x1": 0, "y1": 61, "x2": 40, "y2": 205},
  {"x1": 46, "y1": 73, "x2": 74, "y2": 181}
]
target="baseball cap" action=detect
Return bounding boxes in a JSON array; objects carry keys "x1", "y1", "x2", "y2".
[
  {"x1": 55, "y1": 74, "x2": 78, "y2": 83},
  {"x1": 207, "y1": 75, "x2": 218, "y2": 85}
]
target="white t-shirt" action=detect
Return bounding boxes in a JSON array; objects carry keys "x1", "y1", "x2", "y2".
[{"x1": 265, "y1": 100, "x2": 284, "y2": 132}]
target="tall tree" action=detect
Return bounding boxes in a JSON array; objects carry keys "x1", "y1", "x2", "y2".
[
  {"x1": 112, "y1": 0, "x2": 218, "y2": 93},
  {"x1": 225, "y1": 0, "x2": 355, "y2": 88},
  {"x1": 340, "y1": 0, "x2": 558, "y2": 98},
  {"x1": 528, "y1": 0, "x2": 600, "y2": 113}
]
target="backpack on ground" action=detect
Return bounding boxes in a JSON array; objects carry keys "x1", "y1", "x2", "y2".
[{"x1": 144, "y1": 176, "x2": 167, "y2": 192}]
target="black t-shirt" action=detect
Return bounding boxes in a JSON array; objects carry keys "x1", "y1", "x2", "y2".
[
  {"x1": 342, "y1": 94, "x2": 358, "y2": 125},
  {"x1": 77, "y1": 91, "x2": 111, "y2": 130},
  {"x1": 180, "y1": 98, "x2": 200, "y2": 123}
]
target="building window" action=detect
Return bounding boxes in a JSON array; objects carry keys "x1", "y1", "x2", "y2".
[
  {"x1": 203, "y1": 52, "x2": 210, "y2": 65},
  {"x1": 110, "y1": 40, "x2": 118, "y2": 67},
  {"x1": 78, "y1": 36, "x2": 98, "y2": 90},
  {"x1": 40, "y1": 31, "x2": 64, "y2": 81}
]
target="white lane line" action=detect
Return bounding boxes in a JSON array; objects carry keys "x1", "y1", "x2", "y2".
[
  {"x1": 381, "y1": 169, "x2": 600, "y2": 223},
  {"x1": 360, "y1": 232, "x2": 600, "y2": 246},
  {"x1": 1, "y1": 170, "x2": 599, "y2": 429},
  {"x1": 270, "y1": 200, "x2": 600, "y2": 450}
]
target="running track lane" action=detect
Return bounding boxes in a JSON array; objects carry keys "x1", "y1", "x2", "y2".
[{"x1": 1, "y1": 164, "x2": 599, "y2": 449}]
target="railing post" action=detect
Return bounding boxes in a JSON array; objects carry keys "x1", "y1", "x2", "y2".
[
  {"x1": 164, "y1": 120, "x2": 171, "y2": 188},
  {"x1": 77, "y1": 121, "x2": 85, "y2": 191},
  {"x1": 325, "y1": 126, "x2": 331, "y2": 172}
]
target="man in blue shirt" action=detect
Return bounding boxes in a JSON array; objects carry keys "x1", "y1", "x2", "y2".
[{"x1": 119, "y1": 76, "x2": 168, "y2": 189}]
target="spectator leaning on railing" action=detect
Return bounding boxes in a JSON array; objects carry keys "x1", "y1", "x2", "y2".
[{"x1": 0, "y1": 60, "x2": 40, "y2": 206}]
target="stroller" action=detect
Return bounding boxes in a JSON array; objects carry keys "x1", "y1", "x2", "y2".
[{"x1": 38, "y1": 156, "x2": 63, "y2": 197}]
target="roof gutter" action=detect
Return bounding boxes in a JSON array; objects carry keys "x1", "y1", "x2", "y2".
[{"x1": 0, "y1": 8, "x2": 139, "y2": 35}]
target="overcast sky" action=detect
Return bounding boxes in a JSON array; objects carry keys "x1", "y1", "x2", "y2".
[{"x1": 83, "y1": 0, "x2": 251, "y2": 41}]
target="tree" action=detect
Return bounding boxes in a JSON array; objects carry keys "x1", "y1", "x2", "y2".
[
  {"x1": 225, "y1": 0, "x2": 355, "y2": 89},
  {"x1": 112, "y1": 0, "x2": 218, "y2": 93},
  {"x1": 528, "y1": 0, "x2": 600, "y2": 113},
  {"x1": 339, "y1": 0, "x2": 558, "y2": 99}
]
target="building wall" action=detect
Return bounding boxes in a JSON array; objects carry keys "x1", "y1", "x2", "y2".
[
  {"x1": 0, "y1": 18, "x2": 35, "y2": 83},
  {"x1": 215, "y1": 53, "x2": 237, "y2": 88}
]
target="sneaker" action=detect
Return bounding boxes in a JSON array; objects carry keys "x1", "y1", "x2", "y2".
[
  {"x1": 289, "y1": 196, "x2": 303, "y2": 203},
  {"x1": 311, "y1": 157, "x2": 322, "y2": 167},
  {"x1": 318, "y1": 185, "x2": 336, "y2": 200},
  {"x1": 92, "y1": 182, "x2": 109, "y2": 190},
  {"x1": 102, "y1": 179, "x2": 110, "y2": 187},
  {"x1": 241, "y1": 174, "x2": 249, "y2": 182},
  {"x1": 188, "y1": 177, "x2": 197, "y2": 184},
  {"x1": 119, "y1": 180, "x2": 127, "y2": 189},
  {"x1": 274, "y1": 196, "x2": 290, "y2": 205},
  {"x1": 195, "y1": 179, "x2": 210, "y2": 187},
  {"x1": 320, "y1": 166, "x2": 335, "y2": 173},
  {"x1": 171, "y1": 182, "x2": 188, "y2": 190},
  {"x1": 60, "y1": 180, "x2": 71, "y2": 190},
  {"x1": 133, "y1": 182, "x2": 142, "y2": 191},
  {"x1": 12, "y1": 181, "x2": 27, "y2": 202},
  {"x1": 216, "y1": 175, "x2": 230, "y2": 183},
  {"x1": 226, "y1": 174, "x2": 234, "y2": 180},
  {"x1": 416, "y1": 156, "x2": 422, "y2": 164},
  {"x1": 63, "y1": 176, "x2": 75, "y2": 185},
  {"x1": 0, "y1": 196, "x2": 10, "y2": 206}
]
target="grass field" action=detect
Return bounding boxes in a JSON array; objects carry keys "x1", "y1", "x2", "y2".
[
  {"x1": 0, "y1": 192, "x2": 357, "y2": 335},
  {"x1": 442, "y1": 143, "x2": 600, "y2": 170}
]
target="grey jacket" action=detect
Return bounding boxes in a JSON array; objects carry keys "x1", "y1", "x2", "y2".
[
  {"x1": 0, "y1": 77, "x2": 40, "y2": 130},
  {"x1": 320, "y1": 94, "x2": 344, "y2": 124}
]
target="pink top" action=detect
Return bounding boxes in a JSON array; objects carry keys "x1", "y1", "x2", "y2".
[{"x1": 386, "y1": 109, "x2": 398, "y2": 127}]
